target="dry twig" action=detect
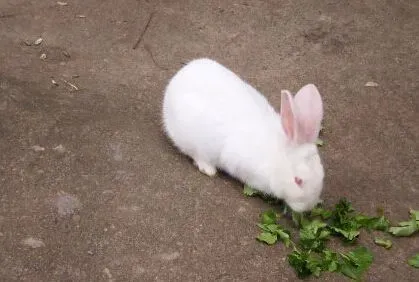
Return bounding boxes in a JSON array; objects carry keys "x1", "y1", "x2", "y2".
[
  {"x1": 132, "y1": 11, "x2": 155, "y2": 50},
  {"x1": 144, "y1": 44, "x2": 168, "y2": 70},
  {"x1": 62, "y1": 79, "x2": 79, "y2": 91}
]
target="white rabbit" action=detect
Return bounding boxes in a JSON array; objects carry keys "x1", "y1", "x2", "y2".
[{"x1": 162, "y1": 58, "x2": 324, "y2": 212}]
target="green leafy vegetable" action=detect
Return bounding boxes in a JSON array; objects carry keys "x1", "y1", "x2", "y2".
[
  {"x1": 410, "y1": 210, "x2": 419, "y2": 221},
  {"x1": 408, "y1": 254, "x2": 419, "y2": 268},
  {"x1": 322, "y1": 250, "x2": 340, "y2": 272},
  {"x1": 330, "y1": 227, "x2": 360, "y2": 241},
  {"x1": 261, "y1": 210, "x2": 277, "y2": 225},
  {"x1": 257, "y1": 232, "x2": 277, "y2": 245},
  {"x1": 288, "y1": 249, "x2": 313, "y2": 278},
  {"x1": 315, "y1": 138, "x2": 324, "y2": 147},
  {"x1": 389, "y1": 209, "x2": 419, "y2": 237},
  {"x1": 288, "y1": 249, "x2": 341, "y2": 278},
  {"x1": 291, "y1": 211, "x2": 309, "y2": 228},
  {"x1": 389, "y1": 224, "x2": 418, "y2": 236},
  {"x1": 374, "y1": 238, "x2": 392, "y2": 249},
  {"x1": 339, "y1": 247, "x2": 373, "y2": 280},
  {"x1": 354, "y1": 215, "x2": 390, "y2": 231},
  {"x1": 326, "y1": 199, "x2": 391, "y2": 241},
  {"x1": 255, "y1": 200, "x2": 416, "y2": 280},
  {"x1": 243, "y1": 184, "x2": 258, "y2": 197},
  {"x1": 299, "y1": 220, "x2": 330, "y2": 252},
  {"x1": 277, "y1": 229, "x2": 292, "y2": 247},
  {"x1": 328, "y1": 199, "x2": 360, "y2": 241},
  {"x1": 257, "y1": 210, "x2": 291, "y2": 247},
  {"x1": 310, "y1": 206, "x2": 333, "y2": 219}
]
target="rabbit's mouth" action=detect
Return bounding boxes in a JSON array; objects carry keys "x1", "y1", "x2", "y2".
[{"x1": 286, "y1": 195, "x2": 322, "y2": 212}]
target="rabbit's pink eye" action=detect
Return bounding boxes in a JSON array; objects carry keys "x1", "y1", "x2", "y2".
[{"x1": 294, "y1": 177, "x2": 303, "y2": 187}]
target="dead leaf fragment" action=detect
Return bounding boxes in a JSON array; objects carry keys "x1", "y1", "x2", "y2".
[
  {"x1": 53, "y1": 144, "x2": 66, "y2": 153},
  {"x1": 34, "y1": 38, "x2": 43, "y2": 45},
  {"x1": 22, "y1": 237, "x2": 45, "y2": 248},
  {"x1": 62, "y1": 50, "x2": 71, "y2": 58},
  {"x1": 62, "y1": 79, "x2": 79, "y2": 91},
  {"x1": 31, "y1": 145, "x2": 45, "y2": 152},
  {"x1": 365, "y1": 81, "x2": 379, "y2": 87},
  {"x1": 55, "y1": 192, "x2": 82, "y2": 216},
  {"x1": 51, "y1": 79, "x2": 59, "y2": 86},
  {"x1": 103, "y1": 268, "x2": 112, "y2": 279}
]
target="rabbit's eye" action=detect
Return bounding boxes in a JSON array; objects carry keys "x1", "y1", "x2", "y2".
[{"x1": 294, "y1": 176, "x2": 303, "y2": 187}]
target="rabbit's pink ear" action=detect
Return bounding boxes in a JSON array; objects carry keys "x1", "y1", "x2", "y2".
[
  {"x1": 293, "y1": 84, "x2": 323, "y2": 144},
  {"x1": 280, "y1": 90, "x2": 297, "y2": 142}
]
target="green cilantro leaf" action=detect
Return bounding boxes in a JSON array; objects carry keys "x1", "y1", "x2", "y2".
[
  {"x1": 330, "y1": 227, "x2": 360, "y2": 241},
  {"x1": 243, "y1": 184, "x2": 258, "y2": 197},
  {"x1": 299, "y1": 220, "x2": 330, "y2": 252},
  {"x1": 389, "y1": 210, "x2": 419, "y2": 237},
  {"x1": 410, "y1": 209, "x2": 419, "y2": 221},
  {"x1": 255, "y1": 199, "x2": 416, "y2": 280},
  {"x1": 257, "y1": 210, "x2": 291, "y2": 247},
  {"x1": 291, "y1": 211, "x2": 310, "y2": 228},
  {"x1": 339, "y1": 247, "x2": 373, "y2": 280},
  {"x1": 408, "y1": 254, "x2": 419, "y2": 268},
  {"x1": 315, "y1": 138, "x2": 324, "y2": 147},
  {"x1": 374, "y1": 238, "x2": 392, "y2": 249},
  {"x1": 326, "y1": 200, "x2": 360, "y2": 241},
  {"x1": 389, "y1": 224, "x2": 418, "y2": 236},
  {"x1": 354, "y1": 215, "x2": 390, "y2": 231},
  {"x1": 310, "y1": 206, "x2": 333, "y2": 220},
  {"x1": 261, "y1": 209, "x2": 278, "y2": 225},
  {"x1": 277, "y1": 229, "x2": 292, "y2": 247},
  {"x1": 322, "y1": 250, "x2": 340, "y2": 272},
  {"x1": 288, "y1": 248, "x2": 341, "y2": 278},
  {"x1": 330, "y1": 199, "x2": 355, "y2": 225},
  {"x1": 326, "y1": 199, "x2": 390, "y2": 241},
  {"x1": 257, "y1": 232, "x2": 277, "y2": 245},
  {"x1": 288, "y1": 249, "x2": 312, "y2": 278}
]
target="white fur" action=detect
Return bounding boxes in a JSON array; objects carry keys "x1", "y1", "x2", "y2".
[{"x1": 162, "y1": 58, "x2": 325, "y2": 212}]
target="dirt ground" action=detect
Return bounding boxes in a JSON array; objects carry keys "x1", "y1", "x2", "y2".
[{"x1": 0, "y1": 0, "x2": 418, "y2": 281}]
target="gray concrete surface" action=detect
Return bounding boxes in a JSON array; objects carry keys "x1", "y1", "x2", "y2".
[{"x1": 0, "y1": 0, "x2": 418, "y2": 281}]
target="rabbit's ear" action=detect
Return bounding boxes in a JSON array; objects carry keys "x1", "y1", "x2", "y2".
[
  {"x1": 293, "y1": 84, "x2": 323, "y2": 144},
  {"x1": 280, "y1": 90, "x2": 298, "y2": 142}
]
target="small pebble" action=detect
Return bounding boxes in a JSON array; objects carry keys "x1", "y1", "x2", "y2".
[
  {"x1": 40, "y1": 53, "x2": 47, "y2": 60},
  {"x1": 87, "y1": 250, "x2": 94, "y2": 255}
]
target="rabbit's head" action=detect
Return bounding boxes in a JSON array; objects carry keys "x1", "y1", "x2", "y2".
[{"x1": 271, "y1": 84, "x2": 325, "y2": 212}]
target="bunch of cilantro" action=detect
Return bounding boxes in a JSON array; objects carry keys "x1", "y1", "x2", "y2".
[{"x1": 252, "y1": 197, "x2": 419, "y2": 280}]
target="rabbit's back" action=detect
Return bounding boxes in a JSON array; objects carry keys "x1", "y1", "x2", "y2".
[{"x1": 162, "y1": 58, "x2": 282, "y2": 185}]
